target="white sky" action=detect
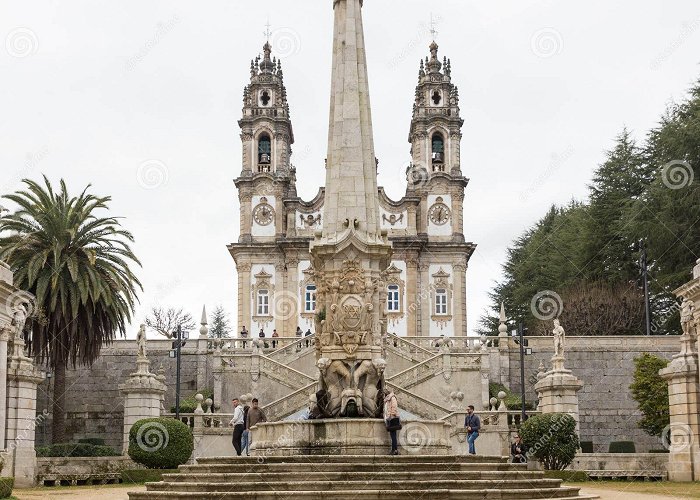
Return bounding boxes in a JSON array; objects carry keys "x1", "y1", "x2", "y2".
[{"x1": 1, "y1": 0, "x2": 699, "y2": 338}]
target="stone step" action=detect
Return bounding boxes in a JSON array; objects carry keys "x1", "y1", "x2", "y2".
[
  {"x1": 129, "y1": 487, "x2": 589, "y2": 500},
  {"x1": 179, "y1": 462, "x2": 523, "y2": 474},
  {"x1": 194, "y1": 454, "x2": 508, "y2": 465},
  {"x1": 164, "y1": 470, "x2": 545, "y2": 483},
  {"x1": 145, "y1": 479, "x2": 565, "y2": 492}
]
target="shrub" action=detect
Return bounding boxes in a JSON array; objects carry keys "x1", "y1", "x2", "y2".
[
  {"x1": 128, "y1": 418, "x2": 194, "y2": 469},
  {"x1": 520, "y1": 413, "x2": 580, "y2": 470},
  {"x1": 609, "y1": 441, "x2": 636, "y2": 453},
  {"x1": 121, "y1": 469, "x2": 179, "y2": 484},
  {"x1": 171, "y1": 389, "x2": 214, "y2": 414},
  {"x1": 630, "y1": 353, "x2": 670, "y2": 437},
  {"x1": 0, "y1": 477, "x2": 12, "y2": 498},
  {"x1": 580, "y1": 441, "x2": 594, "y2": 453},
  {"x1": 35, "y1": 443, "x2": 118, "y2": 457},
  {"x1": 77, "y1": 437, "x2": 105, "y2": 446},
  {"x1": 489, "y1": 382, "x2": 535, "y2": 411}
]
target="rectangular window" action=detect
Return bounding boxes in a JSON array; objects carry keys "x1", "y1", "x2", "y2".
[
  {"x1": 257, "y1": 290, "x2": 269, "y2": 316},
  {"x1": 435, "y1": 289, "x2": 447, "y2": 315},
  {"x1": 305, "y1": 285, "x2": 317, "y2": 313},
  {"x1": 387, "y1": 285, "x2": 400, "y2": 312}
]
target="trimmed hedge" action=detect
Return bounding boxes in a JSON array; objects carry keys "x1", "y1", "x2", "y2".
[
  {"x1": 544, "y1": 470, "x2": 589, "y2": 482},
  {"x1": 520, "y1": 413, "x2": 580, "y2": 470},
  {"x1": 35, "y1": 443, "x2": 119, "y2": 457},
  {"x1": 121, "y1": 469, "x2": 179, "y2": 484},
  {"x1": 77, "y1": 437, "x2": 105, "y2": 446},
  {"x1": 580, "y1": 441, "x2": 594, "y2": 453},
  {"x1": 128, "y1": 418, "x2": 194, "y2": 469},
  {"x1": 609, "y1": 441, "x2": 636, "y2": 453},
  {"x1": 0, "y1": 477, "x2": 13, "y2": 499}
]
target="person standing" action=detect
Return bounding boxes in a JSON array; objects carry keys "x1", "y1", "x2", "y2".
[
  {"x1": 240, "y1": 401, "x2": 251, "y2": 457},
  {"x1": 464, "y1": 405, "x2": 481, "y2": 455},
  {"x1": 245, "y1": 398, "x2": 267, "y2": 455},
  {"x1": 383, "y1": 389, "x2": 400, "y2": 456},
  {"x1": 271, "y1": 329, "x2": 279, "y2": 348},
  {"x1": 304, "y1": 328, "x2": 312, "y2": 348},
  {"x1": 229, "y1": 398, "x2": 245, "y2": 456},
  {"x1": 296, "y1": 326, "x2": 303, "y2": 350},
  {"x1": 240, "y1": 326, "x2": 249, "y2": 349}
]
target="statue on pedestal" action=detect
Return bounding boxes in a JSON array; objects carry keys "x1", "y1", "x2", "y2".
[
  {"x1": 553, "y1": 319, "x2": 565, "y2": 358},
  {"x1": 681, "y1": 298, "x2": 695, "y2": 337},
  {"x1": 137, "y1": 324, "x2": 147, "y2": 359}
]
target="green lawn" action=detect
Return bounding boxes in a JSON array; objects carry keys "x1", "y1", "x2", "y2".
[{"x1": 568, "y1": 480, "x2": 700, "y2": 498}]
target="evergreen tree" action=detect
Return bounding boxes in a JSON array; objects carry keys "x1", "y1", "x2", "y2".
[{"x1": 209, "y1": 305, "x2": 232, "y2": 338}]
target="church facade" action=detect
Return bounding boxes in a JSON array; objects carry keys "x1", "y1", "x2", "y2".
[{"x1": 228, "y1": 38, "x2": 475, "y2": 338}]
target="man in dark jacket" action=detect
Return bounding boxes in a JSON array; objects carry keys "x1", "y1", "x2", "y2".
[
  {"x1": 511, "y1": 434, "x2": 528, "y2": 463},
  {"x1": 464, "y1": 405, "x2": 481, "y2": 455}
]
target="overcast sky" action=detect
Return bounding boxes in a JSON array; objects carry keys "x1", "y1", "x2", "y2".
[{"x1": 2, "y1": 0, "x2": 699, "y2": 339}]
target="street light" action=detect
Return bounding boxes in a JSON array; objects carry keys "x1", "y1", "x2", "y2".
[{"x1": 171, "y1": 325, "x2": 189, "y2": 420}]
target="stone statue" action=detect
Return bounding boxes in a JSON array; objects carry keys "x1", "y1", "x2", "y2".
[
  {"x1": 694, "y1": 258, "x2": 700, "y2": 280},
  {"x1": 11, "y1": 304, "x2": 28, "y2": 339},
  {"x1": 553, "y1": 319, "x2": 565, "y2": 358},
  {"x1": 136, "y1": 324, "x2": 147, "y2": 358},
  {"x1": 681, "y1": 298, "x2": 695, "y2": 336}
]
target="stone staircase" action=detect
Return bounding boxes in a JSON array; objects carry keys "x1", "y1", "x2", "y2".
[{"x1": 128, "y1": 455, "x2": 597, "y2": 499}]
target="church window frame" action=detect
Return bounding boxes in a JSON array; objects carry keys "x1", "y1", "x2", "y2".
[
  {"x1": 304, "y1": 285, "x2": 317, "y2": 313},
  {"x1": 430, "y1": 267, "x2": 453, "y2": 328},
  {"x1": 387, "y1": 285, "x2": 400, "y2": 312},
  {"x1": 252, "y1": 268, "x2": 274, "y2": 328},
  {"x1": 257, "y1": 289, "x2": 270, "y2": 316},
  {"x1": 384, "y1": 264, "x2": 406, "y2": 325}
]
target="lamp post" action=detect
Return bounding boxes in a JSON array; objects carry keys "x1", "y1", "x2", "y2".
[{"x1": 171, "y1": 325, "x2": 189, "y2": 420}]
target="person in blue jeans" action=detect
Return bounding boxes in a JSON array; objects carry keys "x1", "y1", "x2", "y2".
[{"x1": 464, "y1": 405, "x2": 481, "y2": 455}]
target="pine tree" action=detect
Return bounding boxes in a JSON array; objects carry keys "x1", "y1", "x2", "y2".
[{"x1": 209, "y1": 305, "x2": 232, "y2": 339}]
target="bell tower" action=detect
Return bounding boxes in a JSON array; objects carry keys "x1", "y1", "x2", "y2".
[
  {"x1": 235, "y1": 41, "x2": 296, "y2": 244},
  {"x1": 408, "y1": 41, "x2": 463, "y2": 177}
]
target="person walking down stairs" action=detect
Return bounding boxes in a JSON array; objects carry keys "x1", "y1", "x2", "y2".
[{"x1": 464, "y1": 405, "x2": 481, "y2": 455}]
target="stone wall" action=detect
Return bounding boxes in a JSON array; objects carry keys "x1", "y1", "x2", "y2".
[
  {"x1": 504, "y1": 336, "x2": 679, "y2": 453},
  {"x1": 34, "y1": 335, "x2": 681, "y2": 454}
]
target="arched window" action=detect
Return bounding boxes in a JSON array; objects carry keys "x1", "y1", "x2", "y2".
[
  {"x1": 435, "y1": 288, "x2": 448, "y2": 315},
  {"x1": 305, "y1": 285, "x2": 317, "y2": 313},
  {"x1": 431, "y1": 132, "x2": 445, "y2": 171},
  {"x1": 258, "y1": 134, "x2": 272, "y2": 172},
  {"x1": 387, "y1": 285, "x2": 400, "y2": 312},
  {"x1": 257, "y1": 290, "x2": 269, "y2": 316}
]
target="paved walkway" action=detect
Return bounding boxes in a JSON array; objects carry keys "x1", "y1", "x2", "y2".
[
  {"x1": 580, "y1": 486, "x2": 680, "y2": 500},
  {"x1": 15, "y1": 485, "x2": 145, "y2": 500}
]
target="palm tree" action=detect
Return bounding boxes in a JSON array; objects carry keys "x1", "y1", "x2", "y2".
[{"x1": 0, "y1": 176, "x2": 141, "y2": 443}]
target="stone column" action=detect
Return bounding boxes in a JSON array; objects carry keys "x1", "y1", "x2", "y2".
[
  {"x1": 238, "y1": 263, "x2": 252, "y2": 333},
  {"x1": 284, "y1": 258, "x2": 300, "y2": 337},
  {"x1": 453, "y1": 262, "x2": 467, "y2": 337},
  {"x1": 405, "y1": 258, "x2": 418, "y2": 337},
  {"x1": 534, "y1": 322, "x2": 583, "y2": 433},
  {"x1": 5, "y1": 334, "x2": 44, "y2": 487},
  {"x1": 0, "y1": 327, "x2": 10, "y2": 449},
  {"x1": 660, "y1": 270, "x2": 700, "y2": 481},
  {"x1": 119, "y1": 352, "x2": 167, "y2": 455}
]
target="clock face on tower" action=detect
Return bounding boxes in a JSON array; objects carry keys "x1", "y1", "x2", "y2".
[
  {"x1": 253, "y1": 203, "x2": 275, "y2": 226},
  {"x1": 428, "y1": 202, "x2": 451, "y2": 226}
]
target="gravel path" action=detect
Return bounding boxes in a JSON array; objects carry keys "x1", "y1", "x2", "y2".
[
  {"x1": 580, "y1": 486, "x2": 681, "y2": 499},
  {"x1": 14, "y1": 485, "x2": 145, "y2": 500}
]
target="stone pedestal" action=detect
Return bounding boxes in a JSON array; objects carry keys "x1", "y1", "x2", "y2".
[
  {"x1": 661, "y1": 272, "x2": 700, "y2": 481},
  {"x1": 534, "y1": 355, "x2": 583, "y2": 432},
  {"x1": 119, "y1": 357, "x2": 166, "y2": 454}
]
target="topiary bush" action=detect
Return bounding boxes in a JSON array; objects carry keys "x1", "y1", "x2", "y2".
[
  {"x1": 609, "y1": 441, "x2": 636, "y2": 453},
  {"x1": 121, "y1": 469, "x2": 179, "y2": 484},
  {"x1": 520, "y1": 413, "x2": 580, "y2": 470},
  {"x1": 0, "y1": 477, "x2": 12, "y2": 498},
  {"x1": 35, "y1": 443, "x2": 118, "y2": 457},
  {"x1": 128, "y1": 418, "x2": 194, "y2": 470}
]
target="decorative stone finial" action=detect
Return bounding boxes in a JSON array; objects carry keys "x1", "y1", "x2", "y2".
[
  {"x1": 498, "y1": 303, "x2": 508, "y2": 338},
  {"x1": 497, "y1": 391, "x2": 507, "y2": 412},
  {"x1": 199, "y1": 306, "x2": 209, "y2": 339},
  {"x1": 194, "y1": 393, "x2": 205, "y2": 415}
]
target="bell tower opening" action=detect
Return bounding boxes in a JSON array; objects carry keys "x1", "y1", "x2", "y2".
[
  {"x1": 431, "y1": 132, "x2": 445, "y2": 172},
  {"x1": 258, "y1": 133, "x2": 272, "y2": 172},
  {"x1": 432, "y1": 90, "x2": 442, "y2": 105}
]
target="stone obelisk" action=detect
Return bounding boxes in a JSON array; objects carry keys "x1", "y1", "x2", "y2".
[{"x1": 311, "y1": 0, "x2": 392, "y2": 418}]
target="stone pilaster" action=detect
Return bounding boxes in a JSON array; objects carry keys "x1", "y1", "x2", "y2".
[
  {"x1": 405, "y1": 258, "x2": 418, "y2": 337},
  {"x1": 238, "y1": 263, "x2": 252, "y2": 332},
  {"x1": 453, "y1": 262, "x2": 467, "y2": 337},
  {"x1": 661, "y1": 271, "x2": 700, "y2": 481},
  {"x1": 119, "y1": 355, "x2": 166, "y2": 455},
  {"x1": 418, "y1": 262, "x2": 431, "y2": 337}
]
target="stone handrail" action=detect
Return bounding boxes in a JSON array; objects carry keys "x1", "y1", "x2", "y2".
[
  {"x1": 385, "y1": 334, "x2": 436, "y2": 362},
  {"x1": 212, "y1": 336, "x2": 303, "y2": 352},
  {"x1": 258, "y1": 355, "x2": 316, "y2": 389},
  {"x1": 401, "y1": 336, "x2": 489, "y2": 352},
  {"x1": 266, "y1": 334, "x2": 316, "y2": 364},
  {"x1": 385, "y1": 382, "x2": 451, "y2": 420},
  {"x1": 385, "y1": 353, "x2": 442, "y2": 389},
  {"x1": 261, "y1": 382, "x2": 317, "y2": 421}
]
